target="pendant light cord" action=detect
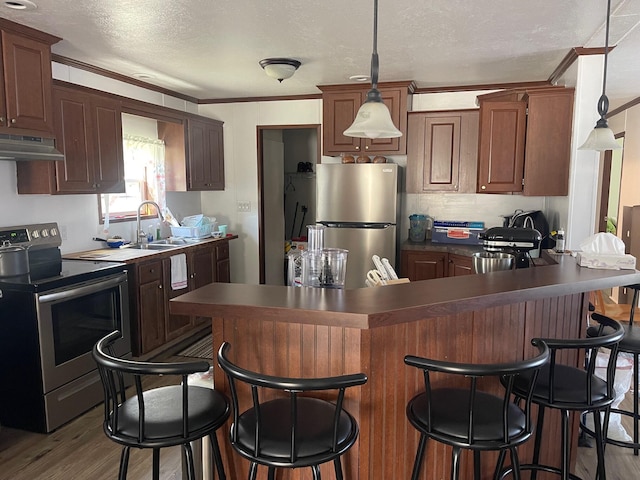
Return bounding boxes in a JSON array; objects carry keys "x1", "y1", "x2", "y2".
[
  {"x1": 596, "y1": 0, "x2": 612, "y2": 125},
  {"x1": 370, "y1": 0, "x2": 379, "y2": 89}
]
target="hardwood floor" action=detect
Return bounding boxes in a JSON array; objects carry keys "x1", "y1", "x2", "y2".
[
  {"x1": 1, "y1": 355, "x2": 639, "y2": 479},
  {"x1": 0, "y1": 353, "x2": 204, "y2": 480}
]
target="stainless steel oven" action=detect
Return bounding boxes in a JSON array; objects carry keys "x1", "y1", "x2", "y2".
[{"x1": 0, "y1": 223, "x2": 131, "y2": 433}]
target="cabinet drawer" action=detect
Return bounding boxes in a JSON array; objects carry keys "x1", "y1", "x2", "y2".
[
  {"x1": 216, "y1": 241, "x2": 229, "y2": 260},
  {"x1": 138, "y1": 260, "x2": 163, "y2": 284}
]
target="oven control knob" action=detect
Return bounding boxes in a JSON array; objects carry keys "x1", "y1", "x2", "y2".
[
  {"x1": 50, "y1": 227, "x2": 58, "y2": 237},
  {"x1": 41, "y1": 229, "x2": 49, "y2": 237},
  {"x1": 31, "y1": 230, "x2": 40, "y2": 239}
]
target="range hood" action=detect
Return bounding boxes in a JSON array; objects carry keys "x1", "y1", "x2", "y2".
[{"x1": 0, "y1": 134, "x2": 64, "y2": 161}]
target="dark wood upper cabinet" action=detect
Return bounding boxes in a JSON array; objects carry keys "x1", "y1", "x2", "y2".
[
  {"x1": 0, "y1": 20, "x2": 60, "y2": 135},
  {"x1": 407, "y1": 110, "x2": 479, "y2": 193},
  {"x1": 162, "y1": 116, "x2": 225, "y2": 192},
  {"x1": 476, "y1": 86, "x2": 574, "y2": 196},
  {"x1": 17, "y1": 84, "x2": 124, "y2": 194},
  {"x1": 522, "y1": 88, "x2": 574, "y2": 196},
  {"x1": 187, "y1": 118, "x2": 224, "y2": 191},
  {"x1": 477, "y1": 100, "x2": 527, "y2": 193},
  {"x1": 319, "y1": 81, "x2": 414, "y2": 156}
]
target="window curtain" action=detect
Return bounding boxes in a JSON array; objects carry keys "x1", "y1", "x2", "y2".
[{"x1": 123, "y1": 134, "x2": 166, "y2": 212}]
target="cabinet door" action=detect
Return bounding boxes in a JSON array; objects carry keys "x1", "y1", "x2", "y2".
[
  {"x1": 522, "y1": 89, "x2": 574, "y2": 196},
  {"x1": 164, "y1": 255, "x2": 193, "y2": 341},
  {"x1": 477, "y1": 101, "x2": 526, "y2": 193},
  {"x1": 91, "y1": 95, "x2": 124, "y2": 193},
  {"x1": 407, "y1": 111, "x2": 479, "y2": 193},
  {"x1": 51, "y1": 87, "x2": 95, "y2": 193},
  {"x1": 188, "y1": 119, "x2": 224, "y2": 191},
  {"x1": 401, "y1": 250, "x2": 447, "y2": 281},
  {"x1": 448, "y1": 253, "x2": 474, "y2": 276},
  {"x1": 0, "y1": 30, "x2": 54, "y2": 133},
  {"x1": 322, "y1": 90, "x2": 363, "y2": 155},
  {"x1": 216, "y1": 240, "x2": 231, "y2": 283},
  {"x1": 192, "y1": 247, "x2": 216, "y2": 325},
  {"x1": 138, "y1": 260, "x2": 166, "y2": 353}
]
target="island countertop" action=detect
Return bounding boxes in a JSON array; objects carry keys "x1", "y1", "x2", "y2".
[{"x1": 169, "y1": 254, "x2": 640, "y2": 329}]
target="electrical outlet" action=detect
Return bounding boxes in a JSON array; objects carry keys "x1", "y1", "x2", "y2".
[
  {"x1": 237, "y1": 201, "x2": 251, "y2": 212},
  {"x1": 60, "y1": 225, "x2": 68, "y2": 240}
]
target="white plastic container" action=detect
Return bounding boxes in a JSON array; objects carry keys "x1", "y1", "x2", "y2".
[{"x1": 170, "y1": 223, "x2": 213, "y2": 238}]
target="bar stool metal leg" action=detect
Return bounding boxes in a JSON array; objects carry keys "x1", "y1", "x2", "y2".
[
  {"x1": 451, "y1": 446, "x2": 462, "y2": 480},
  {"x1": 411, "y1": 433, "x2": 428, "y2": 480}
]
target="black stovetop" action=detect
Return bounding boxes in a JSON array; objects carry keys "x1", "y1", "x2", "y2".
[{"x1": 0, "y1": 259, "x2": 127, "y2": 293}]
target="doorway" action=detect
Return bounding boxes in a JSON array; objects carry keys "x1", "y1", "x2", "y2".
[{"x1": 257, "y1": 125, "x2": 321, "y2": 285}]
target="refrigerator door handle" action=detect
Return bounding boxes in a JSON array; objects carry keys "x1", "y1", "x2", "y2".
[{"x1": 318, "y1": 222, "x2": 394, "y2": 229}]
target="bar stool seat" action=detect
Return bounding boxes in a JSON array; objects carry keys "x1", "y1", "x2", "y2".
[
  {"x1": 585, "y1": 285, "x2": 640, "y2": 455},
  {"x1": 405, "y1": 339, "x2": 549, "y2": 480},
  {"x1": 217, "y1": 342, "x2": 367, "y2": 480},
  {"x1": 498, "y1": 313, "x2": 624, "y2": 480}
]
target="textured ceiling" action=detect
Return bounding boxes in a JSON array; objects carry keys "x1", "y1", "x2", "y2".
[{"x1": 2, "y1": 0, "x2": 639, "y2": 103}]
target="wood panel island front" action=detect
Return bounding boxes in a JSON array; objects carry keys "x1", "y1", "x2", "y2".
[{"x1": 170, "y1": 255, "x2": 640, "y2": 480}]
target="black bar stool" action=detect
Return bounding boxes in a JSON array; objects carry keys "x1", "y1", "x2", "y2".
[
  {"x1": 217, "y1": 342, "x2": 367, "y2": 480},
  {"x1": 498, "y1": 313, "x2": 624, "y2": 480},
  {"x1": 585, "y1": 284, "x2": 640, "y2": 455},
  {"x1": 93, "y1": 331, "x2": 229, "y2": 480},
  {"x1": 404, "y1": 338, "x2": 550, "y2": 480}
]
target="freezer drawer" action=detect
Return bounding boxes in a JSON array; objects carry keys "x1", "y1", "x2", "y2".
[{"x1": 324, "y1": 225, "x2": 396, "y2": 289}]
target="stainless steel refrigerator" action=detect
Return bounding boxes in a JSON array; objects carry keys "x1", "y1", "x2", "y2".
[{"x1": 316, "y1": 163, "x2": 398, "y2": 288}]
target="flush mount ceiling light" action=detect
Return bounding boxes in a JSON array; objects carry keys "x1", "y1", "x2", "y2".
[
  {"x1": 579, "y1": 0, "x2": 621, "y2": 152},
  {"x1": 343, "y1": 0, "x2": 401, "y2": 139},
  {"x1": 3, "y1": 0, "x2": 37, "y2": 10},
  {"x1": 259, "y1": 58, "x2": 301, "y2": 83}
]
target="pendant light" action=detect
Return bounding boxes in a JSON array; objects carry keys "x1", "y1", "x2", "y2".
[
  {"x1": 578, "y1": 0, "x2": 621, "y2": 151},
  {"x1": 343, "y1": 0, "x2": 402, "y2": 139}
]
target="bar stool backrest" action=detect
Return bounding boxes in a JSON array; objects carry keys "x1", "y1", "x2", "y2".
[
  {"x1": 404, "y1": 338, "x2": 550, "y2": 446},
  {"x1": 217, "y1": 342, "x2": 367, "y2": 464},
  {"x1": 537, "y1": 312, "x2": 624, "y2": 409}
]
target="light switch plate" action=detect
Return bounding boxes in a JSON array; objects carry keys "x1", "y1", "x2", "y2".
[{"x1": 237, "y1": 201, "x2": 251, "y2": 212}]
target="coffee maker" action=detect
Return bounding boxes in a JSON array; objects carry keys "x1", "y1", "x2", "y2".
[{"x1": 479, "y1": 227, "x2": 542, "y2": 268}]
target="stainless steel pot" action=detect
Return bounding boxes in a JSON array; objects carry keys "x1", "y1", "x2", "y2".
[{"x1": 0, "y1": 240, "x2": 29, "y2": 277}]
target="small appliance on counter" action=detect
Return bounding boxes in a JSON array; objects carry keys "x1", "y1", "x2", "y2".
[
  {"x1": 479, "y1": 227, "x2": 542, "y2": 269},
  {"x1": 502, "y1": 210, "x2": 554, "y2": 251}
]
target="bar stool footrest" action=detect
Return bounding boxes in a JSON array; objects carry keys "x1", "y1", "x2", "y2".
[
  {"x1": 580, "y1": 408, "x2": 640, "y2": 452},
  {"x1": 498, "y1": 464, "x2": 583, "y2": 480}
]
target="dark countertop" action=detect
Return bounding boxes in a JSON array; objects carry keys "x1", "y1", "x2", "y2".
[
  {"x1": 170, "y1": 253, "x2": 640, "y2": 330},
  {"x1": 63, "y1": 235, "x2": 238, "y2": 264}
]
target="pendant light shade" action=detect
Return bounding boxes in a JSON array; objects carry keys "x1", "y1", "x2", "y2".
[
  {"x1": 344, "y1": 0, "x2": 401, "y2": 139},
  {"x1": 343, "y1": 92, "x2": 402, "y2": 139},
  {"x1": 579, "y1": 125, "x2": 619, "y2": 151},
  {"x1": 578, "y1": 0, "x2": 621, "y2": 151}
]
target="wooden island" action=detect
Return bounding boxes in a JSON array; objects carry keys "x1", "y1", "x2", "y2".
[{"x1": 170, "y1": 254, "x2": 640, "y2": 480}]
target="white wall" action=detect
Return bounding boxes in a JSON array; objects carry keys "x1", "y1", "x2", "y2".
[{"x1": 198, "y1": 100, "x2": 322, "y2": 284}]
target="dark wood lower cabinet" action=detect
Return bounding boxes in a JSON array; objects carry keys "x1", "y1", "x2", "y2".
[
  {"x1": 401, "y1": 250, "x2": 447, "y2": 280},
  {"x1": 401, "y1": 249, "x2": 476, "y2": 281},
  {"x1": 136, "y1": 259, "x2": 166, "y2": 353},
  {"x1": 448, "y1": 253, "x2": 474, "y2": 276},
  {"x1": 131, "y1": 239, "x2": 231, "y2": 355}
]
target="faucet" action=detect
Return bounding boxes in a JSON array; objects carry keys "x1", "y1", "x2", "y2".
[{"x1": 136, "y1": 201, "x2": 164, "y2": 244}]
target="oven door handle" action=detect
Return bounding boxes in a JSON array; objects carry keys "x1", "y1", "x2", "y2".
[{"x1": 37, "y1": 273, "x2": 127, "y2": 304}]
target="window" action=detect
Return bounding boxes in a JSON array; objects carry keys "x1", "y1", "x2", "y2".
[{"x1": 99, "y1": 135, "x2": 166, "y2": 223}]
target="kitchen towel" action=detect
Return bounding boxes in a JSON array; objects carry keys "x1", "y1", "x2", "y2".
[{"x1": 170, "y1": 253, "x2": 188, "y2": 290}]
